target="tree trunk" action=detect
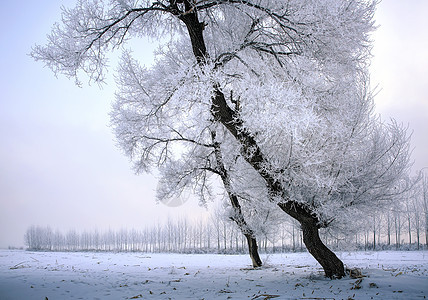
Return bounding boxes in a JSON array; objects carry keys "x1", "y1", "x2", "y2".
[
  {"x1": 278, "y1": 203, "x2": 346, "y2": 278},
  {"x1": 211, "y1": 131, "x2": 262, "y2": 267},
  {"x1": 387, "y1": 213, "x2": 391, "y2": 246},
  {"x1": 364, "y1": 230, "x2": 368, "y2": 251},
  {"x1": 223, "y1": 223, "x2": 227, "y2": 250},
  {"x1": 301, "y1": 221, "x2": 345, "y2": 279},
  {"x1": 416, "y1": 221, "x2": 420, "y2": 250},
  {"x1": 245, "y1": 234, "x2": 263, "y2": 267},
  {"x1": 408, "y1": 216, "x2": 412, "y2": 245},
  {"x1": 395, "y1": 215, "x2": 399, "y2": 249},
  {"x1": 373, "y1": 216, "x2": 376, "y2": 250},
  {"x1": 292, "y1": 222, "x2": 296, "y2": 252},
  {"x1": 425, "y1": 210, "x2": 428, "y2": 248}
]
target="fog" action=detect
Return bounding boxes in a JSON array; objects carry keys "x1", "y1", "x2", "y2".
[{"x1": 0, "y1": 0, "x2": 427, "y2": 248}]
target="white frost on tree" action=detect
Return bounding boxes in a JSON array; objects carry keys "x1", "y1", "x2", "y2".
[{"x1": 32, "y1": 0, "x2": 413, "y2": 278}]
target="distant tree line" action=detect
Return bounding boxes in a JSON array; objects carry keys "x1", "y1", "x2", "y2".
[{"x1": 25, "y1": 181, "x2": 428, "y2": 253}]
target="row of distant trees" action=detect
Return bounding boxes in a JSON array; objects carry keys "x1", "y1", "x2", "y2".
[
  {"x1": 25, "y1": 184, "x2": 428, "y2": 253},
  {"x1": 25, "y1": 216, "x2": 302, "y2": 253}
]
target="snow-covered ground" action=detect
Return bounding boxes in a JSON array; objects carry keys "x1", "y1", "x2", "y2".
[{"x1": 0, "y1": 250, "x2": 427, "y2": 299}]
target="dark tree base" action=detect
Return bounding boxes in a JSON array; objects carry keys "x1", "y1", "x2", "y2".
[
  {"x1": 301, "y1": 221, "x2": 345, "y2": 279},
  {"x1": 245, "y1": 234, "x2": 263, "y2": 267}
]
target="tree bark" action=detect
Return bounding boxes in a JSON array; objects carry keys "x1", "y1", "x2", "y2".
[
  {"x1": 245, "y1": 234, "x2": 263, "y2": 267},
  {"x1": 301, "y1": 220, "x2": 346, "y2": 279}
]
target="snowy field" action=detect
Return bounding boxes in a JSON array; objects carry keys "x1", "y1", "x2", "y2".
[{"x1": 0, "y1": 250, "x2": 427, "y2": 299}]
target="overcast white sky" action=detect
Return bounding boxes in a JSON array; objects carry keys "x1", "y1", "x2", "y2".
[{"x1": 0, "y1": 1, "x2": 427, "y2": 248}]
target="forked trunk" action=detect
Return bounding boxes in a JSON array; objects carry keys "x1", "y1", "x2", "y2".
[
  {"x1": 178, "y1": 2, "x2": 343, "y2": 277},
  {"x1": 301, "y1": 221, "x2": 345, "y2": 278},
  {"x1": 245, "y1": 234, "x2": 262, "y2": 267}
]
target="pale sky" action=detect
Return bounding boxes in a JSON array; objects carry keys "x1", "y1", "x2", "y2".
[{"x1": 0, "y1": 1, "x2": 427, "y2": 248}]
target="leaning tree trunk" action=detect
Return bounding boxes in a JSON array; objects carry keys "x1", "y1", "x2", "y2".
[
  {"x1": 277, "y1": 203, "x2": 346, "y2": 278},
  {"x1": 301, "y1": 220, "x2": 345, "y2": 279},
  {"x1": 245, "y1": 234, "x2": 263, "y2": 267}
]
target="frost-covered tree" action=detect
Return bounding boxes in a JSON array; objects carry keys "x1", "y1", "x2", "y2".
[
  {"x1": 415, "y1": 170, "x2": 428, "y2": 248},
  {"x1": 32, "y1": 0, "x2": 412, "y2": 278},
  {"x1": 423, "y1": 174, "x2": 428, "y2": 248}
]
